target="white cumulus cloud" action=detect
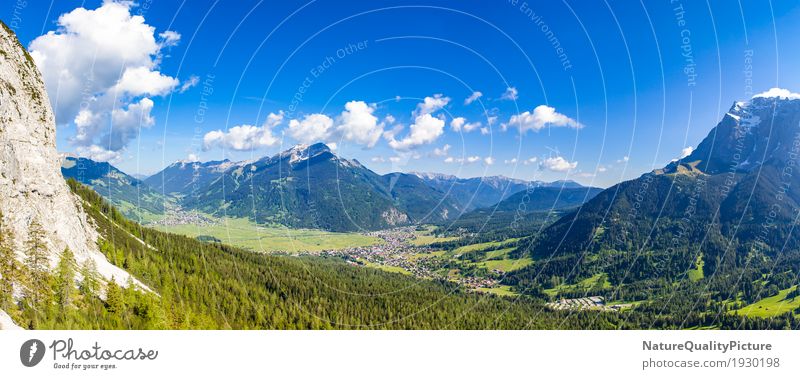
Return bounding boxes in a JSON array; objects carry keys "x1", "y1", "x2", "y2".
[
  {"x1": 541, "y1": 156, "x2": 578, "y2": 172},
  {"x1": 75, "y1": 145, "x2": 123, "y2": 164},
  {"x1": 388, "y1": 113, "x2": 445, "y2": 150},
  {"x1": 500, "y1": 87, "x2": 519, "y2": 101},
  {"x1": 287, "y1": 114, "x2": 335, "y2": 145},
  {"x1": 111, "y1": 66, "x2": 179, "y2": 97},
  {"x1": 203, "y1": 113, "x2": 283, "y2": 151},
  {"x1": 336, "y1": 101, "x2": 383, "y2": 147},
  {"x1": 753, "y1": 88, "x2": 800, "y2": 100},
  {"x1": 464, "y1": 91, "x2": 483, "y2": 105},
  {"x1": 432, "y1": 144, "x2": 451, "y2": 157},
  {"x1": 444, "y1": 155, "x2": 481, "y2": 164},
  {"x1": 29, "y1": 1, "x2": 183, "y2": 161},
  {"x1": 506, "y1": 105, "x2": 583, "y2": 133},
  {"x1": 414, "y1": 94, "x2": 450, "y2": 116},
  {"x1": 450, "y1": 117, "x2": 481, "y2": 132}
]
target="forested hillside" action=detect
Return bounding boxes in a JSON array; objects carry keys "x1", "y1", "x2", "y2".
[{"x1": 0, "y1": 179, "x2": 633, "y2": 329}]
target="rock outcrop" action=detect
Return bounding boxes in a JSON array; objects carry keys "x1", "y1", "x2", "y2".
[{"x1": 0, "y1": 22, "x2": 137, "y2": 286}]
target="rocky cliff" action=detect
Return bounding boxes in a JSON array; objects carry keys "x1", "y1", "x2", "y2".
[{"x1": 0, "y1": 22, "x2": 138, "y2": 290}]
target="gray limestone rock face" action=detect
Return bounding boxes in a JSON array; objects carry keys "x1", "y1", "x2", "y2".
[{"x1": 0, "y1": 22, "x2": 138, "y2": 287}]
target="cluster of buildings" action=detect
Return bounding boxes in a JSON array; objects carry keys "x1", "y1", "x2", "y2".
[
  {"x1": 308, "y1": 227, "x2": 508, "y2": 293},
  {"x1": 456, "y1": 275, "x2": 501, "y2": 291},
  {"x1": 314, "y1": 227, "x2": 440, "y2": 279},
  {"x1": 546, "y1": 296, "x2": 632, "y2": 312},
  {"x1": 151, "y1": 209, "x2": 217, "y2": 227}
]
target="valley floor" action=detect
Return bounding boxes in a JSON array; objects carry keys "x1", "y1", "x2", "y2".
[
  {"x1": 138, "y1": 212, "x2": 800, "y2": 327},
  {"x1": 155, "y1": 214, "x2": 381, "y2": 253}
]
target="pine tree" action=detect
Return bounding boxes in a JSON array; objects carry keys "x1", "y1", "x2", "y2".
[
  {"x1": 105, "y1": 277, "x2": 123, "y2": 314},
  {"x1": 54, "y1": 248, "x2": 76, "y2": 313},
  {"x1": 23, "y1": 220, "x2": 51, "y2": 306}
]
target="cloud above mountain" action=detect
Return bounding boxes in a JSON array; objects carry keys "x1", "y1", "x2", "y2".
[
  {"x1": 386, "y1": 95, "x2": 450, "y2": 150},
  {"x1": 287, "y1": 114, "x2": 335, "y2": 145},
  {"x1": 505, "y1": 105, "x2": 583, "y2": 133},
  {"x1": 203, "y1": 112, "x2": 283, "y2": 151},
  {"x1": 29, "y1": 1, "x2": 184, "y2": 162},
  {"x1": 388, "y1": 113, "x2": 445, "y2": 150},
  {"x1": 753, "y1": 87, "x2": 800, "y2": 100},
  {"x1": 336, "y1": 101, "x2": 384, "y2": 147},
  {"x1": 541, "y1": 156, "x2": 578, "y2": 172}
]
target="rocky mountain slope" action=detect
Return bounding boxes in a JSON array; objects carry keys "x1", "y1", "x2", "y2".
[
  {"x1": 525, "y1": 92, "x2": 800, "y2": 276},
  {"x1": 0, "y1": 22, "x2": 137, "y2": 288},
  {"x1": 180, "y1": 143, "x2": 461, "y2": 231}
]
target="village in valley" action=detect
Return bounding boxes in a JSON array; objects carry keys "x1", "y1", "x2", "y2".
[{"x1": 306, "y1": 226, "x2": 506, "y2": 292}]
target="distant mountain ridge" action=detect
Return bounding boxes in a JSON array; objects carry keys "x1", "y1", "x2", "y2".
[
  {"x1": 61, "y1": 144, "x2": 598, "y2": 232},
  {"x1": 144, "y1": 158, "x2": 238, "y2": 195},
  {"x1": 411, "y1": 172, "x2": 588, "y2": 211}
]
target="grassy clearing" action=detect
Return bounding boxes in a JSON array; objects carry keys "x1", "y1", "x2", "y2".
[
  {"x1": 544, "y1": 273, "x2": 611, "y2": 296},
  {"x1": 116, "y1": 201, "x2": 165, "y2": 224},
  {"x1": 159, "y1": 216, "x2": 381, "y2": 253},
  {"x1": 474, "y1": 285, "x2": 518, "y2": 297},
  {"x1": 734, "y1": 286, "x2": 800, "y2": 318},
  {"x1": 485, "y1": 248, "x2": 515, "y2": 260},
  {"x1": 686, "y1": 253, "x2": 704, "y2": 282},
  {"x1": 475, "y1": 257, "x2": 533, "y2": 272},
  {"x1": 452, "y1": 238, "x2": 520, "y2": 254}
]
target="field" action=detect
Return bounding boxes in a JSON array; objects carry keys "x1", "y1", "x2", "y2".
[
  {"x1": 159, "y1": 216, "x2": 381, "y2": 253},
  {"x1": 452, "y1": 238, "x2": 520, "y2": 254},
  {"x1": 474, "y1": 285, "x2": 517, "y2": 297},
  {"x1": 475, "y1": 256, "x2": 533, "y2": 272},
  {"x1": 446, "y1": 238, "x2": 532, "y2": 273},
  {"x1": 734, "y1": 286, "x2": 800, "y2": 318},
  {"x1": 409, "y1": 226, "x2": 459, "y2": 246},
  {"x1": 686, "y1": 254, "x2": 704, "y2": 282},
  {"x1": 544, "y1": 273, "x2": 612, "y2": 297}
]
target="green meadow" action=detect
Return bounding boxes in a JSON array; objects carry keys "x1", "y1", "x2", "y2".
[
  {"x1": 159, "y1": 216, "x2": 380, "y2": 253},
  {"x1": 734, "y1": 286, "x2": 800, "y2": 318}
]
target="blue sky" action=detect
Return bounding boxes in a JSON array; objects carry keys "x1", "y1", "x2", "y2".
[{"x1": 4, "y1": 0, "x2": 800, "y2": 187}]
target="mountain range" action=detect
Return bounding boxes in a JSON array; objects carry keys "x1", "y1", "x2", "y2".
[
  {"x1": 3, "y1": 20, "x2": 608, "y2": 331},
  {"x1": 61, "y1": 143, "x2": 599, "y2": 232}
]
